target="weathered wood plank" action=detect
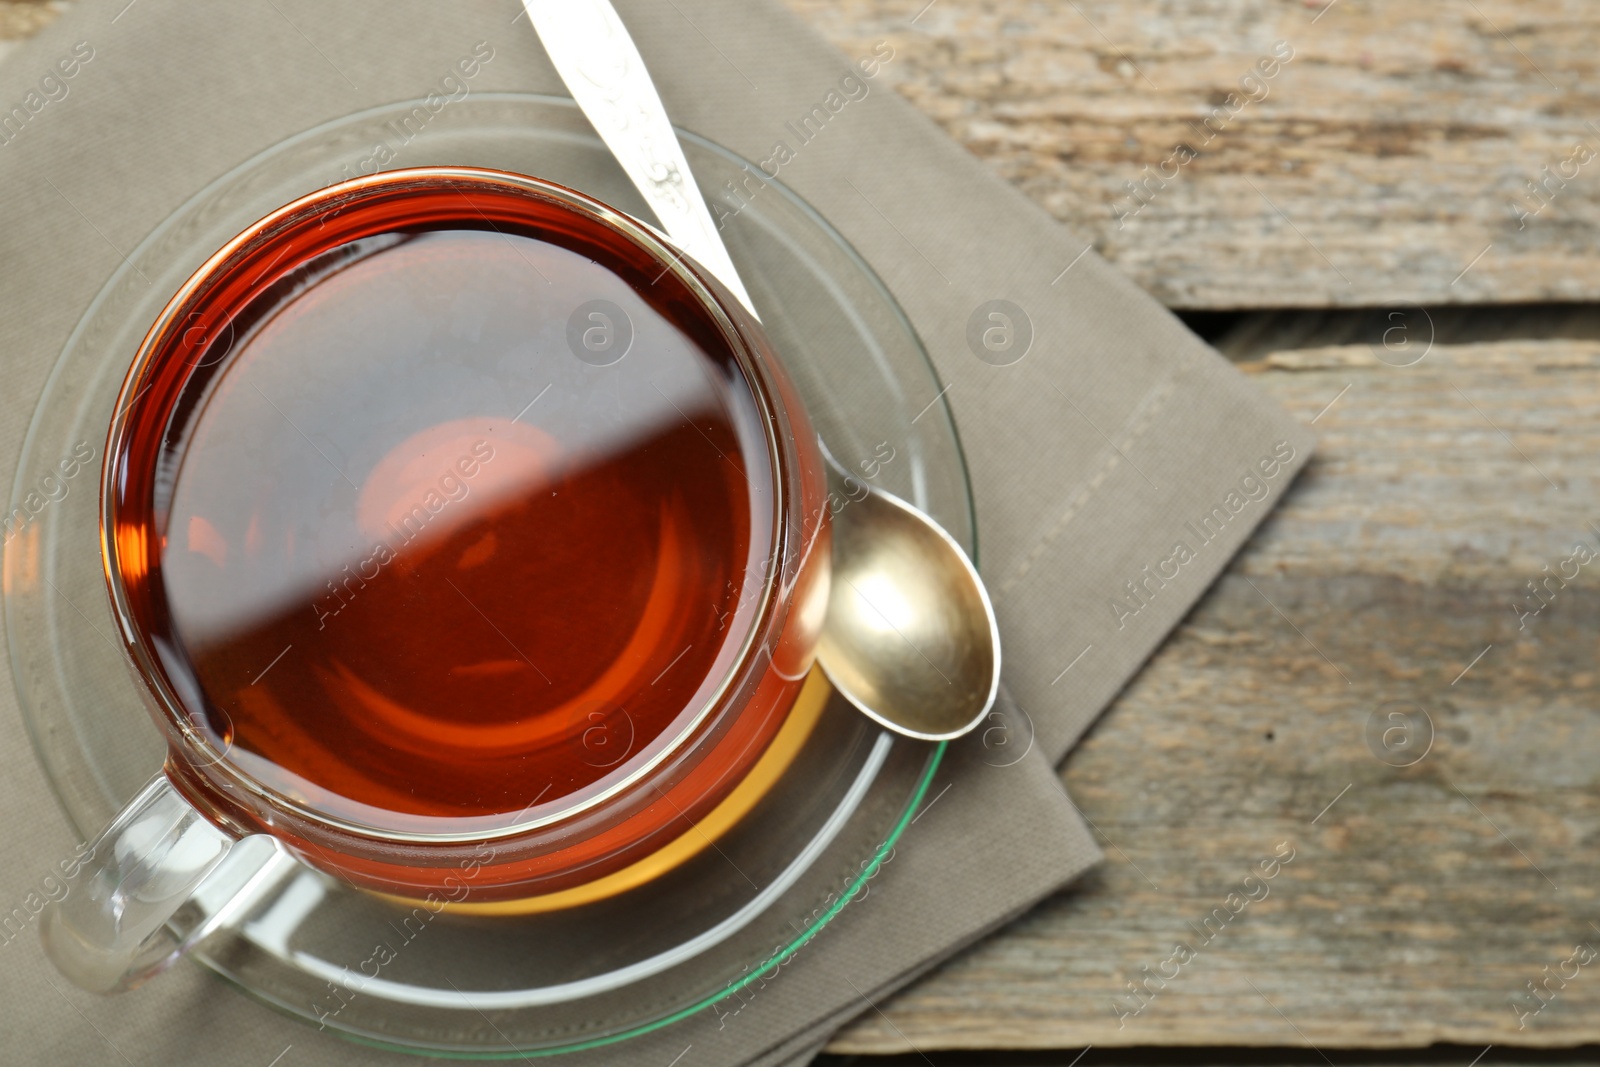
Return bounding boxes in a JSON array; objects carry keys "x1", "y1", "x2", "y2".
[
  {"x1": 787, "y1": 0, "x2": 1600, "y2": 309},
  {"x1": 828, "y1": 338, "x2": 1600, "y2": 1051},
  {"x1": 14, "y1": 1, "x2": 1598, "y2": 310},
  {"x1": 819, "y1": 1052, "x2": 1600, "y2": 1066},
  {"x1": 9, "y1": 2, "x2": 1587, "y2": 310},
  {"x1": 819, "y1": 1052, "x2": 1600, "y2": 1067}
]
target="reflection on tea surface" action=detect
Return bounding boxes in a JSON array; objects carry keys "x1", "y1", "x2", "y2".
[{"x1": 151, "y1": 230, "x2": 774, "y2": 834}]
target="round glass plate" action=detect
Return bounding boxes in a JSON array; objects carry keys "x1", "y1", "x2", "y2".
[{"x1": 3, "y1": 94, "x2": 972, "y2": 1057}]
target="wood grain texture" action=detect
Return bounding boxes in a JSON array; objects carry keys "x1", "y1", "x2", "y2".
[
  {"x1": 821, "y1": 1053, "x2": 1600, "y2": 1067},
  {"x1": 785, "y1": 0, "x2": 1600, "y2": 309},
  {"x1": 828, "y1": 337, "x2": 1600, "y2": 1051},
  {"x1": 13, "y1": 1, "x2": 1599, "y2": 310}
]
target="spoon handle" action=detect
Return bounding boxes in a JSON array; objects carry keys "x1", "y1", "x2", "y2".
[{"x1": 522, "y1": 0, "x2": 760, "y2": 318}]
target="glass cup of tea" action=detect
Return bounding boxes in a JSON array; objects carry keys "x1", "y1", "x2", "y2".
[{"x1": 41, "y1": 167, "x2": 832, "y2": 993}]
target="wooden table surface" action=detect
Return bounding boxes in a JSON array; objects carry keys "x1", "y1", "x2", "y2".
[
  {"x1": 791, "y1": 0, "x2": 1600, "y2": 311},
  {"x1": 7, "y1": 0, "x2": 1600, "y2": 1059},
  {"x1": 782, "y1": 0, "x2": 1600, "y2": 1056},
  {"x1": 830, "y1": 325, "x2": 1600, "y2": 1055}
]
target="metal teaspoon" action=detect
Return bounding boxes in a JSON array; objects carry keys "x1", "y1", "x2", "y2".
[{"x1": 522, "y1": 0, "x2": 1001, "y2": 740}]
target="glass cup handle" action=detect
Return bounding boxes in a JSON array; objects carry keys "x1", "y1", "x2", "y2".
[{"x1": 40, "y1": 772, "x2": 298, "y2": 993}]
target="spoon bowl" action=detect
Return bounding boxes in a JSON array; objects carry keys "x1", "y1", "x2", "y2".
[{"x1": 815, "y1": 465, "x2": 1000, "y2": 741}]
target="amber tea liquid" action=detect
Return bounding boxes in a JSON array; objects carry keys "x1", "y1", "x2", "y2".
[{"x1": 105, "y1": 176, "x2": 813, "y2": 879}]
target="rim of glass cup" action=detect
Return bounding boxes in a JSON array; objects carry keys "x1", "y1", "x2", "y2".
[{"x1": 100, "y1": 166, "x2": 800, "y2": 845}]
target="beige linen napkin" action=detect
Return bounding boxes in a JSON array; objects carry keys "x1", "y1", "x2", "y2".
[{"x1": 0, "y1": 1, "x2": 1311, "y2": 1064}]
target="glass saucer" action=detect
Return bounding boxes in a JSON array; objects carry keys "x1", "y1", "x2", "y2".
[{"x1": 3, "y1": 94, "x2": 972, "y2": 1057}]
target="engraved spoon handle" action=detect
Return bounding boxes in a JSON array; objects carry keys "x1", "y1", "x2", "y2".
[{"x1": 521, "y1": 0, "x2": 759, "y2": 318}]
